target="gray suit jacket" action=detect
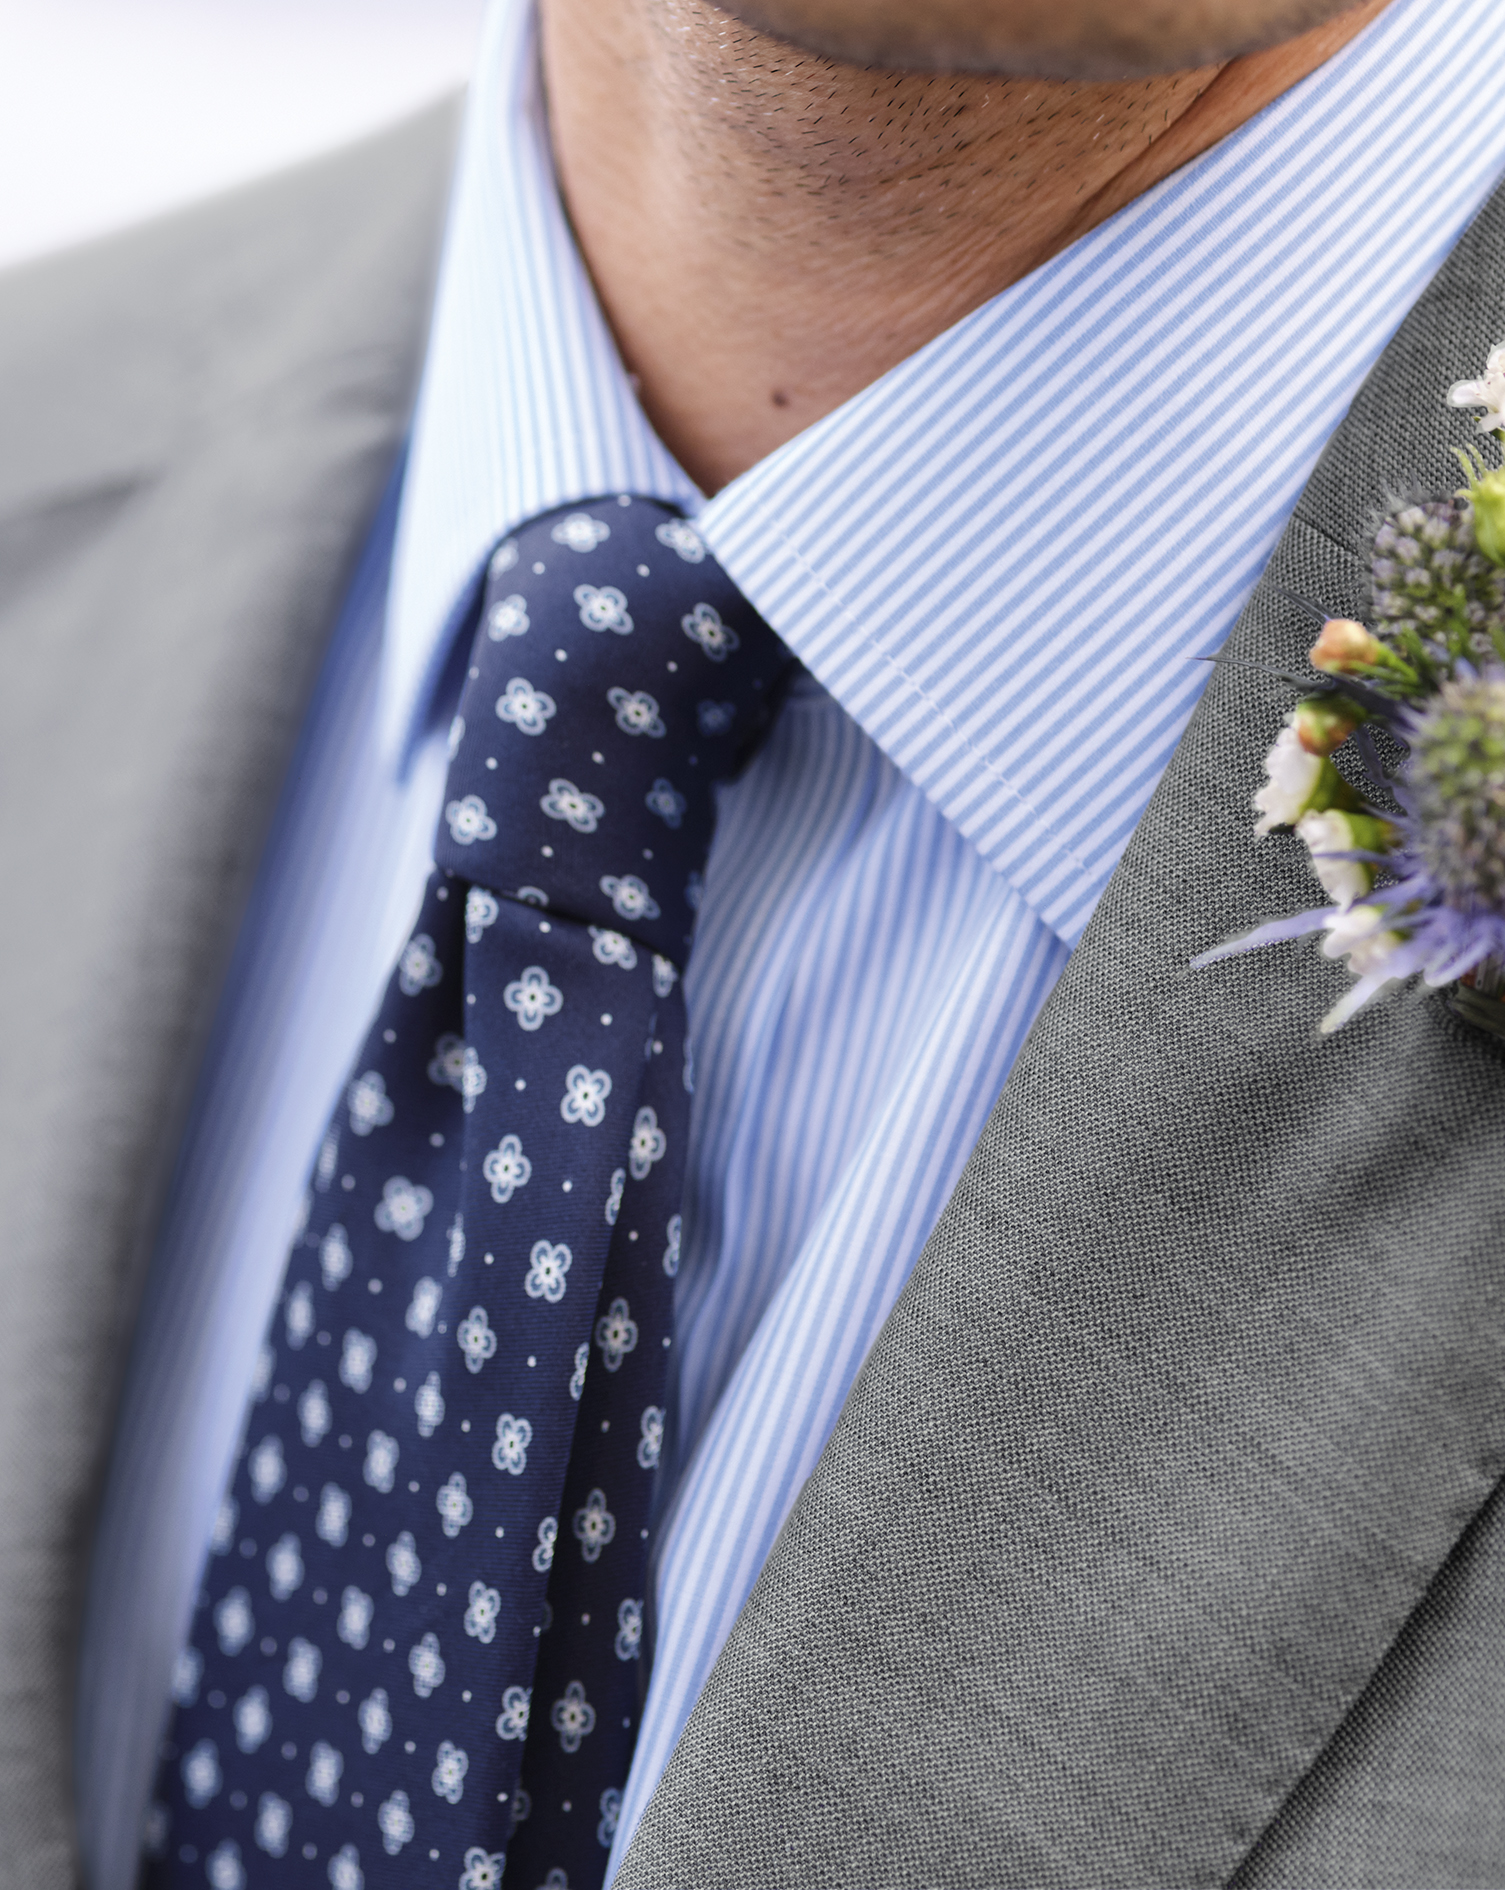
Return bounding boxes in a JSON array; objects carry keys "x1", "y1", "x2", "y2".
[
  {"x1": 2, "y1": 92, "x2": 1503, "y2": 1890},
  {"x1": 0, "y1": 106, "x2": 458, "y2": 1886}
]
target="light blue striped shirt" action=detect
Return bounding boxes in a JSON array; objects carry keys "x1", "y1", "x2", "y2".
[{"x1": 78, "y1": 0, "x2": 1505, "y2": 1881}]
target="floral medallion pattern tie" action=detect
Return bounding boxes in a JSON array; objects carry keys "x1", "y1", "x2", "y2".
[{"x1": 145, "y1": 497, "x2": 792, "y2": 1890}]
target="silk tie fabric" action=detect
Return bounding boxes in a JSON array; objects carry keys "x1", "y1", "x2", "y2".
[{"x1": 145, "y1": 497, "x2": 792, "y2": 1890}]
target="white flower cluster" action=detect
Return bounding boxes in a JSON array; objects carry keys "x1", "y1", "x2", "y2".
[{"x1": 1449, "y1": 340, "x2": 1505, "y2": 434}]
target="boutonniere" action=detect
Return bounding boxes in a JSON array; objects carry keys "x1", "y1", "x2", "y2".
[{"x1": 1196, "y1": 338, "x2": 1505, "y2": 1036}]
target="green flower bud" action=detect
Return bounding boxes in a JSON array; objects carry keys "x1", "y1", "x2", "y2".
[
  {"x1": 1309, "y1": 618, "x2": 1416, "y2": 684},
  {"x1": 1469, "y1": 464, "x2": 1505, "y2": 566},
  {"x1": 1292, "y1": 694, "x2": 1360, "y2": 756}
]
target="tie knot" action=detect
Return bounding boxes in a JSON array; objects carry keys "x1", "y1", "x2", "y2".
[{"x1": 435, "y1": 496, "x2": 791, "y2": 960}]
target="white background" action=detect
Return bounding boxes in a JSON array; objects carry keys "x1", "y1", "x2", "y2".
[{"x1": 0, "y1": 0, "x2": 486, "y2": 272}]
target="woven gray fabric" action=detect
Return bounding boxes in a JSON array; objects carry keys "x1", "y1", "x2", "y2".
[
  {"x1": 0, "y1": 105, "x2": 455, "y2": 1887},
  {"x1": 616, "y1": 179, "x2": 1505, "y2": 1887}
]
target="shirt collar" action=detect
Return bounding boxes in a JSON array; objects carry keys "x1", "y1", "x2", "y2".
[{"x1": 386, "y1": 0, "x2": 1505, "y2": 944}]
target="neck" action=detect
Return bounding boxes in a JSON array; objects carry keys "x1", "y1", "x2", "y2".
[{"x1": 539, "y1": 0, "x2": 1388, "y2": 494}]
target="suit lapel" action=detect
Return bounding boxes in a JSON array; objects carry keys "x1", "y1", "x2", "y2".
[{"x1": 616, "y1": 178, "x2": 1505, "y2": 1888}]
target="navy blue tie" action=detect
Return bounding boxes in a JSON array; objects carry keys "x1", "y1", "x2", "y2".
[{"x1": 145, "y1": 497, "x2": 792, "y2": 1890}]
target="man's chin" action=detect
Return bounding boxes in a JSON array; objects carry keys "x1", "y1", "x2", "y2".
[{"x1": 706, "y1": 0, "x2": 1361, "y2": 76}]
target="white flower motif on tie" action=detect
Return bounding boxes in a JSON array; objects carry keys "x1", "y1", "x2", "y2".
[
  {"x1": 448, "y1": 1214, "x2": 466, "y2": 1276},
  {"x1": 171, "y1": 1646, "x2": 202, "y2": 1705},
  {"x1": 456, "y1": 1305, "x2": 497, "y2": 1374},
  {"x1": 652, "y1": 956, "x2": 678, "y2": 1000},
  {"x1": 298, "y1": 1381, "x2": 332, "y2": 1447},
  {"x1": 427, "y1": 1032, "x2": 466, "y2": 1089},
  {"x1": 523, "y1": 1238, "x2": 573, "y2": 1303},
  {"x1": 414, "y1": 1370, "x2": 446, "y2": 1438},
  {"x1": 560, "y1": 1066, "x2": 612, "y2": 1127},
  {"x1": 696, "y1": 699, "x2": 735, "y2": 734},
  {"x1": 594, "y1": 1297, "x2": 639, "y2": 1372},
  {"x1": 494, "y1": 1685, "x2": 530, "y2": 1740},
  {"x1": 339, "y1": 1329, "x2": 377, "y2": 1394},
  {"x1": 590, "y1": 927, "x2": 638, "y2": 970},
  {"x1": 604, "y1": 1166, "x2": 625, "y2": 1225},
  {"x1": 539, "y1": 1873, "x2": 567, "y2": 1890},
  {"x1": 489, "y1": 537, "x2": 520, "y2": 579},
  {"x1": 282, "y1": 1637, "x2": 321, "y2": 1702},
  {"x1": 572, "y1": 1488, "x2": 616, "y2": 1563},
  {"x1": 655, "y1": 517, "x2": 706, "y2": 562},
  {"x1": 607, "y1": 686, "x2": 665, "y2": 737},
  {"x1": 205, "y1": 1839, "x2": 245, "y2": 1890},
  {"x1": 464, "y1": 1581, "x2": 502, "y2": 1643},
  {"x1": 682, "y1": 600, "x2": 740, "y2": 661},
  {"x1": 254, "y1": 1793, "x2": 291, "y2": 1858},
  {"x1": 446, "y1": 793, "x2": 498, "y2": 846},
  {"x1": 551, "y1": 1680, "x2": 598, "y2": 1752},
  {"x1": 363, "y1": 1430, "x2": 399, "y2": 1494},
  {"x1": 491, "y1": 1412, "x2": 533, "y2": 1475},
  {"x1": 637, "y1": 1404, "x2": 664, "y2": 1470},
  {"x1": 645, "y1": 777, "x2": 687, "y2": 827},
  {"x1": 285, "y1": 1281, "x2": 315, "y2": 1349},
  {"x1": 316, "y1": 1131, "x2": 339, "y2": 1189},
  {"x1": 358, "y1": 1687, "x2": 392, "y2": 1755},
  {"x1": 319, "y1": 1224, "x2": 352, "y2": 1291},
  {"x1": 337, "y1": 1586, "x2": 374, "y2": 1650},
  {"x1": 614, "y1": 1598, "x2": 644, "y2": 1662},
  {"x1": 346, "y1": 1070, "x2": 394, "y2": 1137},
  {"x1": 386, "y1": 1530, "x2": 421, "y2": 1596},
  {"x1": 447, "y1": 714, "x2": 465, "y2": 760},
  {"x1": 265, "y1": 1533, "x2": 303, "y2": 1602},
  {"x1": 461, "y1": 1045, "x2": 488, "y2": 1114},
  {"x1": 432, "y1": 1740, "x2": 469, "y2": 1805},
  {"x1": 553, "y1": 512, "x2": 610, "y2": 552},
  {"x1": 541, "y1": 777, "x2": 606, "y2": 832},
  {"x1": 247, "y1": 1436, "x2": 286, "y2": 1503},
  {"x1": 628, "y1": 1105, "x2": 667, "y2": 1179},
  {"x1": 460, "y1": 1846, "x2": 507, "y2": 1889},
  {"x1": 487, "y1": 592, "x2": 530, "y2": 639},
  {"x1": 316, "y1": 1483, "x2": 351, "y2": 1547},
  {"x1": 181, "y1": 1740, "x2": 221, "y2": 1809},
  {"x1": 531, "y1": 1515, "x2": 557, "y2": 1573},
  {"x1": 466, "y1": 885, "x2": 500, "y2": 943},
  {"x1": 250, "y1": 1343, "x2": 275, "y2": 1403},
  {"x1": 482, "y1": 1132, "x2": 532, "y2": 1203},
  {"x1": 374, "y1": 1176, "x2": 433, "y2": 1241},
  {"x1": 306, "y1": 1742, "x2": 342, "y2": 1806},
  {"x1": 397, "y1": 931, "x2": 443, "y2": 995},
  {"x1": 504, "y1": 964, "x2": 563, "y2": 1030},
  {"x1": 662, "y1": 1212, "x2": 682, "y2": 1278},
  {"x1": 570, "y1": 1341, "x2": 589, "y2": 1402},
  {"x1": 574, "y1": 583, "x2": 634, "y2": 634},
  {"x1": 436, "y1": 1472, "x2": 475, "y2": 1539},
  {"x1": 211, "y1": 1495, "x2": 238, "y2": 1555},
  {"x1": 515, "y1": 885, "x2": 549, "y2": 907},
  {"x1": 405, "y1": 1276, "x2": 442, "y2": 1337},
  {"x1": 328, "y1": 1844, "x2": 363, "y2": 1890},
  {"x1": 377, "y1": 1788, "x2": 415, "y2": 1856},
  {"x1": 599, "y1": 873, "x2": 660, "y2": 922},
  {"x1": 495, "y1": 677, "x2": 557, "y2": 736},
  {"x1": 408, "y1": 1631, "x2": 445, "y2": 1698},
  {"x1": 233, "y1": 1685, "x2": 272, "y2": 1753}
]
